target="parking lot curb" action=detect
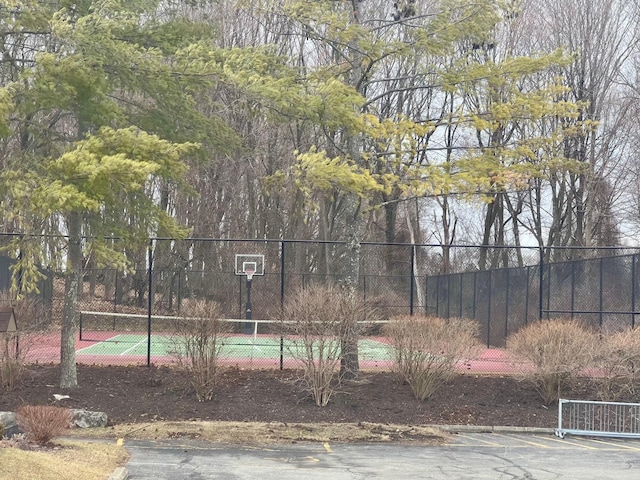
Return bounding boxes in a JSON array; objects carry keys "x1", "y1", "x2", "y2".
[
  {"x1": 435, "y1": 425, "x2": 555, "y2": 435},
  {"x1": 108, "y1": 467, "x2": 128, "y2": 480}
]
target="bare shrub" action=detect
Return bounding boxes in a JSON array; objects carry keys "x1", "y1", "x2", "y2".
[
  {"x1": 592, "y1": 328, "x2": 640, "y2": 401},
  {"x1": 168, "y1": 300, "x2": 228, "y2": 402},
  {"x1": 281, "y1": 284, "x2": 379, "y2": 407},
  {"x1": 384, "y1": 315, "x2": 481, "y2": 401},
  {"x1": 1, "y1": 333, "x2": 25, "y2": 392},
  {"x1": 16, "y1": 406, "x2": 73, "y2": 445},
  {"x1": 506, "y1": 318, "x2": 596, "y2": 404}
]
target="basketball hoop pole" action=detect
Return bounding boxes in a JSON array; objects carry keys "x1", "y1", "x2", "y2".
[
  {"x1": 245, "y1": 270, "x2": 254, "y2": 334},
  {"x1": 235, "y1": 255, "x2": 263, "y2": 334}
]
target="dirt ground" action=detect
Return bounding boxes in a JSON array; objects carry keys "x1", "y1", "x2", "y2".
[{"x1": 0, "y1": 364, "x2": 606, "y2": 429}]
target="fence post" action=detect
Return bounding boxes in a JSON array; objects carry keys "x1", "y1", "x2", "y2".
[
  {"x1": 487, "y1": 269, "x2": 492, "y2": 348},
  {"x1": 472, "y1": 271, "x2": 477, "y2": 319},
  {"x1": 505, "y1": 268, "x2": 509, "y2": 340},
  {"x1": 599, "y1": 257, "x2": 604, "y2": 329},
  {"x1": 633, "y1": 254, "x2": 637, "y2": 329},
  {"x1": 570, "y1": 261, "x2": 576, "y2": 319},
  {"x1": 424, "y1": 275, "x2": 428, "y2": 315},
  {"x1": 280, "y1": 240, "x2": 286, "y2": 309},
  {"x1": 524, "y1": 266, "x2": 530, "y2": 326},
  {"x1": 147, "y1": 239, "x2": 154, "y2": 367},
  {"x1": 112, "y1": 270, "x2": 118, "y2": 311},
  {"x1": 280, "y1": 240, "x2": 286, "y2": 370},
  {"x1": 446, "y1": 274, "x2": 451, "y2": 318},
  {"x1": 177, "y1": 270, "x2": 182, "y2": 312},
  {"x1": 539, "y1": 247, "x2": 544, "y2": 320},
  {"x1": 409, "y1": 245, "x2": 415, "y2": 315},
  {"x1": 459, "y1": 273, "x2": 463, "y2": 317},
  {"x1": 436, "y1": 275, "x2": 440, "y2": 316}
]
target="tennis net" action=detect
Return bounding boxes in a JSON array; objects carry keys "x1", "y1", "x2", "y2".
[{"x1": 76, "y1": 310, "x2": 393, "y2": 368}]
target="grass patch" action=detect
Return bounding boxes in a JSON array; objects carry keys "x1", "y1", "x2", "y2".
[{"x1": 0, "y1": 440, "x2": 129, "y2": 480}]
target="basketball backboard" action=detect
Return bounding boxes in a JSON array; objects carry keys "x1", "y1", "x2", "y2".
[{"x1": 234, "y1": 254, "x2": 265, "y2": 277}]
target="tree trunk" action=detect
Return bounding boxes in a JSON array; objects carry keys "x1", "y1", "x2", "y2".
[
  {"x1": 405, "y1": 201, "x2": 425, "y2": 307},
  {"x1": 338, "y1": 0, "x2": 367, "y2": 380},
  {"x1": 60, "y1": 211, "x2": 81, "y2": 388},
  {"x1": 340, "y1": 195, "x2": 361, "y2": 379},
  {"x1": 479, "y1": 197, "x2": 497, "y2": 270}
]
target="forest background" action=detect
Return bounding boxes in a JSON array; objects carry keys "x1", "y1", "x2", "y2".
[{"x1": 1, "y1": 0, "x2": 640, "y2": 388}]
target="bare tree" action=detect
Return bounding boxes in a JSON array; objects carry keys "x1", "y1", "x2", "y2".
[{"x1": 523, "y1": 0, "x2": 640, "y2": 252}]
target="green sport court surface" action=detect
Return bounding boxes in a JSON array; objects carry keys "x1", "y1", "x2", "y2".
[{"x1": 76, "y1": 333, "x2": 394, "y2": 362}]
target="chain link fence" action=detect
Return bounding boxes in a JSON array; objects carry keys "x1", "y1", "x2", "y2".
[
  {"x1": 2, "y1": 237, "x2": 640, "y2": 373},
  {"x1": 427, "y1": 247, "x2": 640, "y2": 347}
]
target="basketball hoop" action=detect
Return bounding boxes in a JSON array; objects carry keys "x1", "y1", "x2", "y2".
[{"x1": 242, "y1": 261, "x2": 257, "y2": 281}]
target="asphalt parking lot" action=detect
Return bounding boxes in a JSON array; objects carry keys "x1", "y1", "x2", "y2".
[{"x1": 123, "y1": 432, "x2": 640, "y2": 480}]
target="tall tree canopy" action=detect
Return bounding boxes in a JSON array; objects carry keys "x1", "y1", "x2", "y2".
[
  {"x1": 2, "y1": 0, "x2": 638, "y2": 382},
  {"x1": 0, "y1": 0, "x2": 238, "y2": 387}
]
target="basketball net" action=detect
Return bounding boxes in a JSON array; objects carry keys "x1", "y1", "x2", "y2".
[{"x1": 245, "y1": 269, "x2": 255, "y2": 281}]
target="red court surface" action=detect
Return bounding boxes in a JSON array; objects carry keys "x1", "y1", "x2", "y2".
[{"x1": 21, "y1": 331, "x2": 523, "y2": 374}]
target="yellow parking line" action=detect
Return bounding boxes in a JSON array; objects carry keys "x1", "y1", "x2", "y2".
[
  {"x1": 446, "y1": 433, "x2": 625, "y2": 450},
  {"x1": 544, "y1": 436, "x2": 599, "y2": 450},
  {"x1": 453, "y1": 434, "x2": 503, "y2": 447},
  {"x1": 444, "y1": 443, "x2": 540, "y2": 448},
  {"x1": 588, "y1": 439, "x2": 640, "y2": 451},
  {"x1": 492, "y1": 433, "x2": 551, "y2": 448}
]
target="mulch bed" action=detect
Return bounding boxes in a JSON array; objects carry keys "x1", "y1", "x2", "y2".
[{"x1": 1, "y1": 364, "x2": 603, "y2": 428}]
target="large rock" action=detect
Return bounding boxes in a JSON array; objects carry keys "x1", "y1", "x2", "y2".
[
  {"x1": 0, "y1": 411, "x2": 19, "y2": 437},
  {"x1": 72, "y1": 409, "x2": 108, "y2": 428}
]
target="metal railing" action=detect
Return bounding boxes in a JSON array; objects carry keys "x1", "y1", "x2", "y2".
[{"x1": 556, "y1": 399, "x2": 640, "y2": 439}]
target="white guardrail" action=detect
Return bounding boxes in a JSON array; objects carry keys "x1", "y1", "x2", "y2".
[{"x1": 556, "y1": 399, "x2": 640, "y2": 439}]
